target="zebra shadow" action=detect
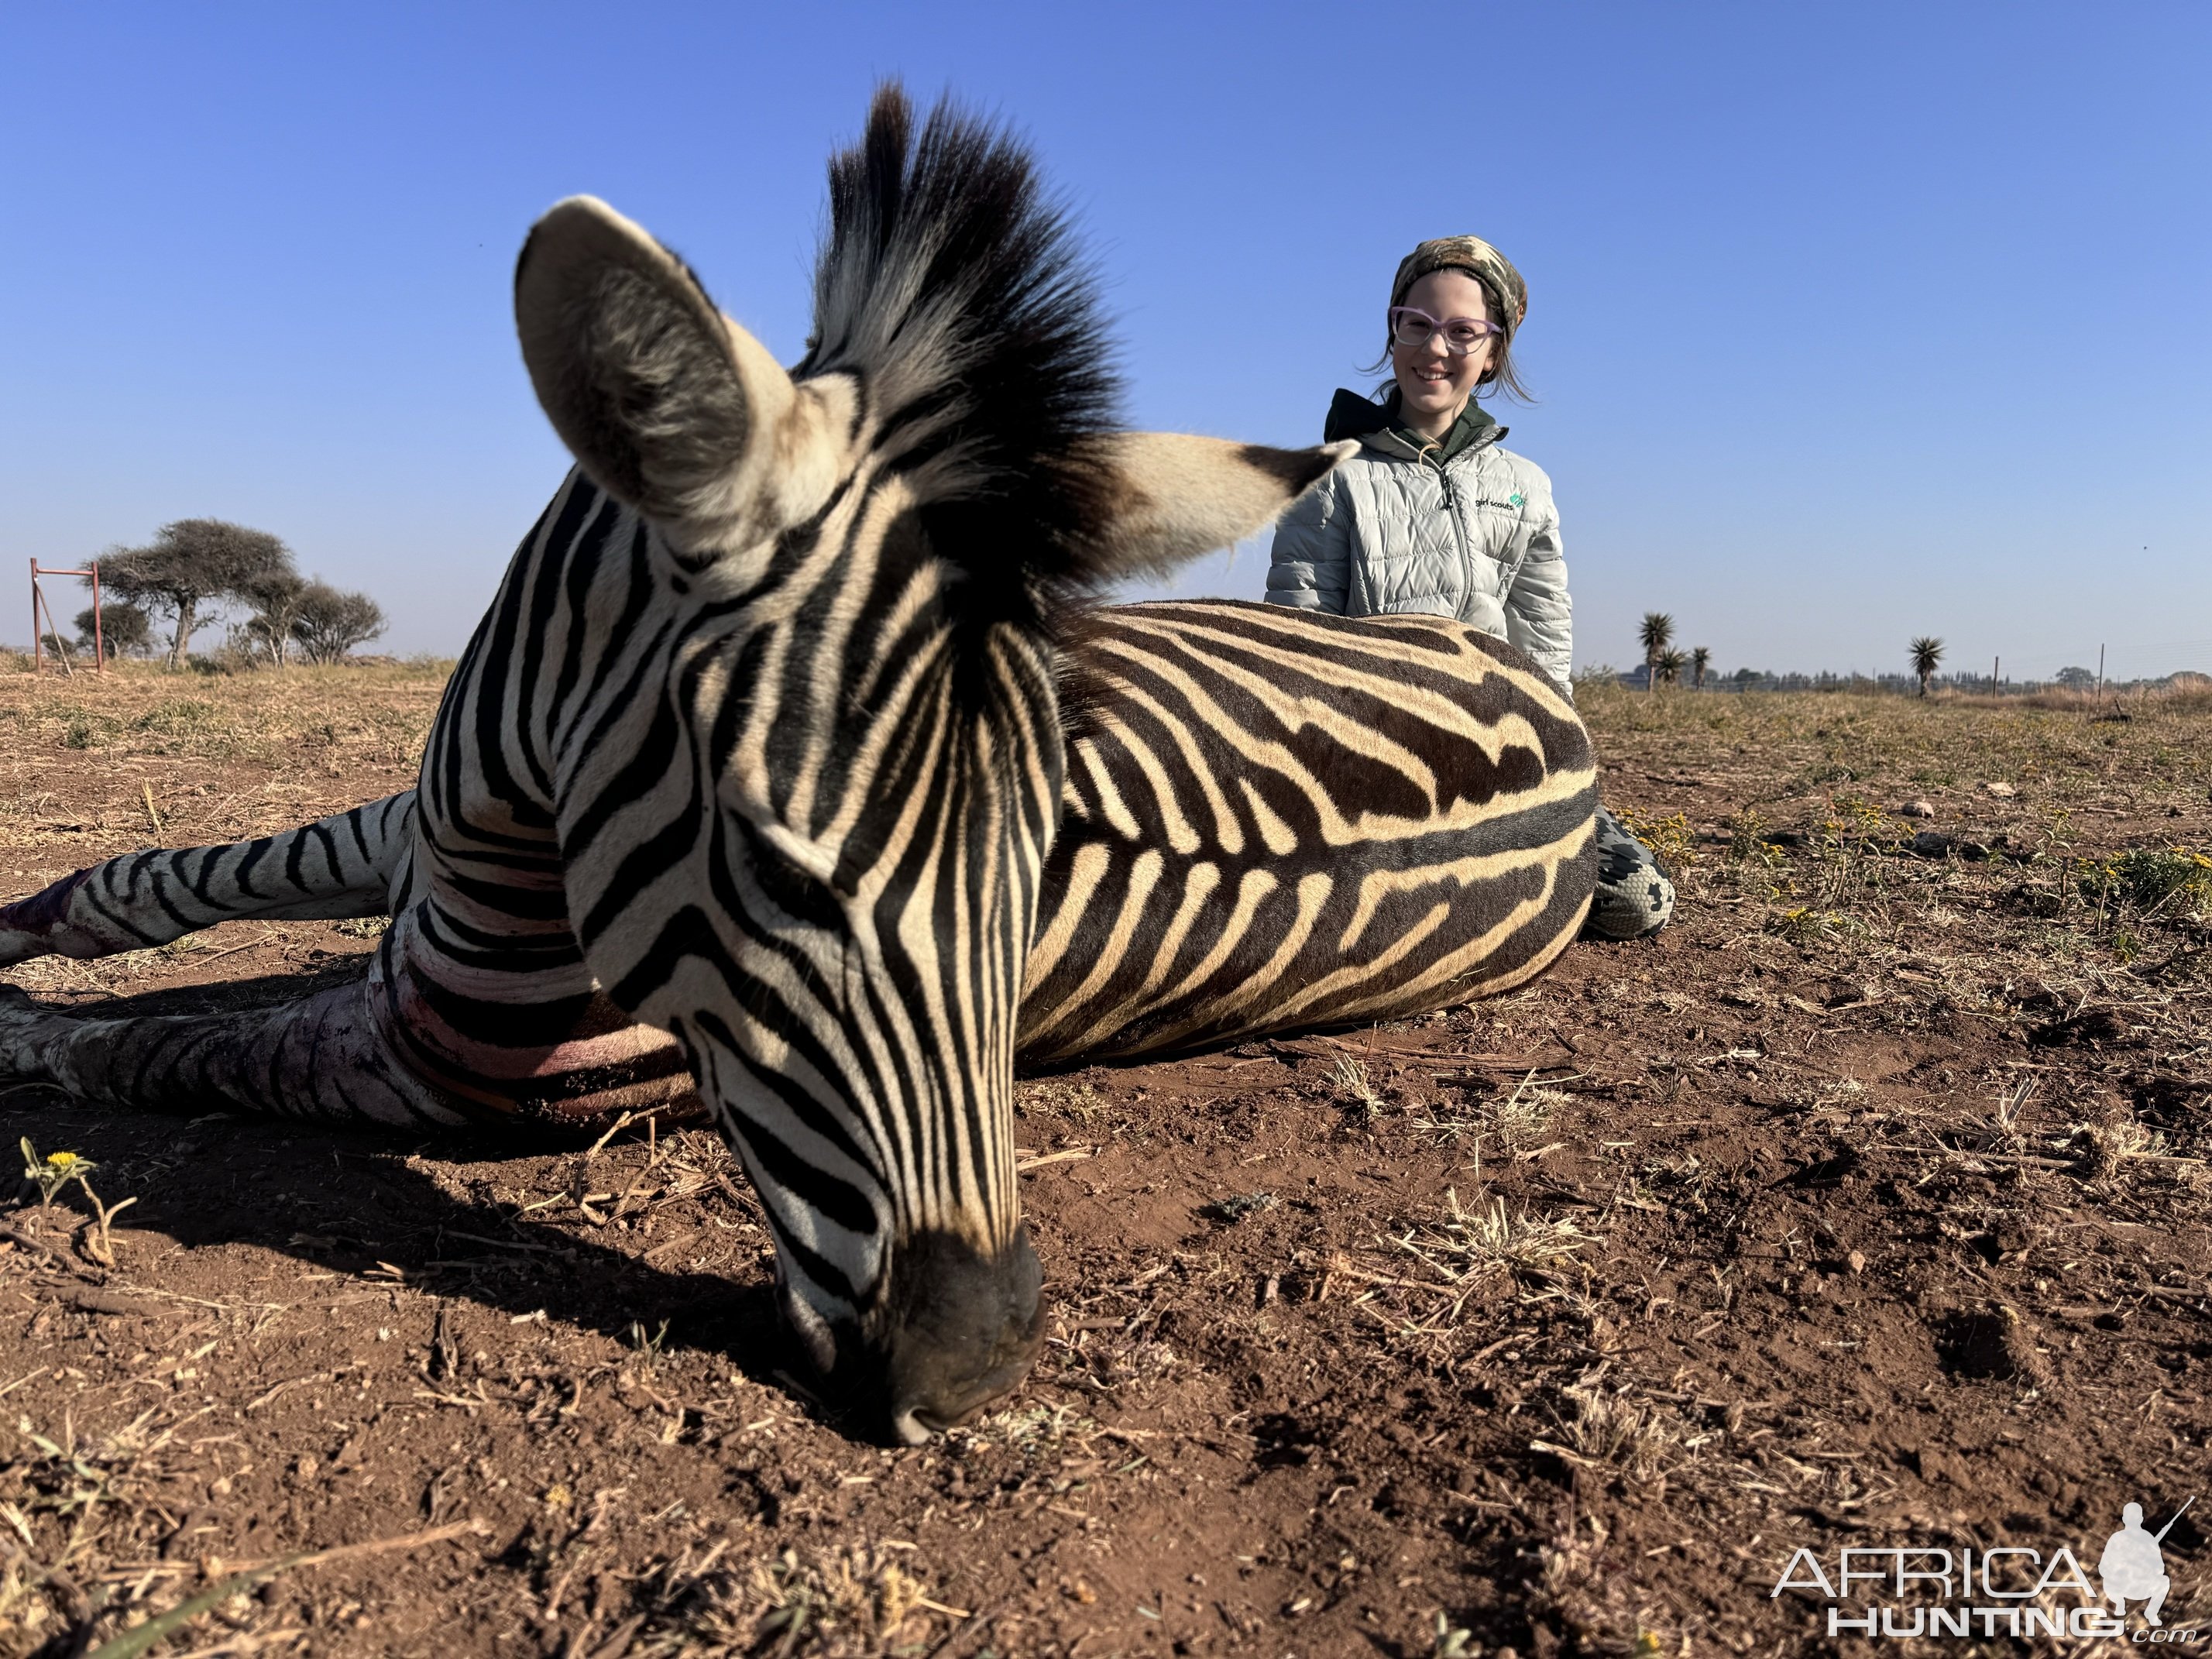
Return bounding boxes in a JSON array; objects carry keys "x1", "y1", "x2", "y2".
[{"x1": 2, "y1": 967, "x2": 830, "y2": 1420}]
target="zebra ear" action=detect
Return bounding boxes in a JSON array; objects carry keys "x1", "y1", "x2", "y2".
[
  {"x1": 515, "y1": 197, "x2": 846, "y2": 548},
  {"x1": 1077, "y1": 434, "x2": 1357, "y2": 579}
]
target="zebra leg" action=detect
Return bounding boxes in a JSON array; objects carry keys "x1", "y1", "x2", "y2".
[
  {"x1": 0, "y1": 974, "x2": 471, "y2": 1128},
  {"x1": 0, "y1": 792, "x2": 420, "y2": 967}
]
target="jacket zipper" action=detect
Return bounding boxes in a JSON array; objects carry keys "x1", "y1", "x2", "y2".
[{"x1": 1431, "y1": 454, "x2": 1476, "y2": 606}]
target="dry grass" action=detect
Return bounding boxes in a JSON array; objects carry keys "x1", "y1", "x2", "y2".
[
  {"x1": 1578, "y1": 678, "x2": 2212, "y2": 992},
  {"x1": 1015, "y1": 1077, "x2": 1111, "y2": 1132},
  {"x1": 0, "y1": 663, "x2": 2206, "y2": 1657},
  {"x1": 1381, "y1": 1189, "x2": 1599, "y2": 1303},
  {"x1": 0, "y1": 658, "x2": 449, "y2": 768},
  {"x1": 1534, "y1": 1387, "x2": 1678, "y2": 1485},
  {"x1": 663, "y1": 1542, "x2": 960, "y2": 1655},
  {"x1": 1575, "y1": 677, "x2": 2212, "y2": 809},
  {"x1": 1410, "y1": 1072, "x2": 1568, "y2": 1151},
  {"x1": 1329, "y1": 1054, "x2": 1388, "y2": 1121}
]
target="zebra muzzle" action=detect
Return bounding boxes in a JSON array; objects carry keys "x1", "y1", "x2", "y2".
[{"x1": 869, "y1": 1221, "x2": 1046, "y2": 1446}]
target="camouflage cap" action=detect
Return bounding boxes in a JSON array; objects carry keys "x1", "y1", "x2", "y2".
[{"x1": 1389, "y1": 235, "x2": 1528, "y2": 338}]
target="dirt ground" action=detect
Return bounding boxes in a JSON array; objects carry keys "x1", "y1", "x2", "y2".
[{"x1": 0, "y1": 661, "x2": 2206, "y2": 1658}]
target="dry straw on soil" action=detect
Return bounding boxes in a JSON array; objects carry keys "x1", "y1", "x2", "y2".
[{"x1": 0, "y1": 665, "x2": 2207, "y2": 1657}]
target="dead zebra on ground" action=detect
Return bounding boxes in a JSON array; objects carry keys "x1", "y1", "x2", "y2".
[{"x1": 0, "y1": 88, "x2": 1596, "y2": 1442}]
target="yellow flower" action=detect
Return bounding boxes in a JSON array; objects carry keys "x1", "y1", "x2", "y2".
[{"x1": 20, "y1": 1139, "x2": 98, "y2": 1203}]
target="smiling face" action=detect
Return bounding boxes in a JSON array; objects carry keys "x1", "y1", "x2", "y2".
[{"x1": 1390, "y1": 268, "x2": 1498, "y2": 438}]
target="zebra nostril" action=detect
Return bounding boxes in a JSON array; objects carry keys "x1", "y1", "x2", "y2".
[
  {"x1": 881, "y1": 1378, "x2": 1005, "y2": 1446},
  {"x1": 890, "y1": 1408, "x2": 933, "y2": 1446}
]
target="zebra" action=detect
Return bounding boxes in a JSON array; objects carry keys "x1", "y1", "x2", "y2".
[
  {"x1": 0, "y1": 91, "x2": 1598, "y2": 1440},
  {"x1": 0, "y1": 604, "x2": 1596, "y2": 1073},
  {"x1": 1022, "y1": 601, "x2": 1594, "y2": 1063}
]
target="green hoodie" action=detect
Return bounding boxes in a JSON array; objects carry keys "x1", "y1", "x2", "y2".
[{"x1": 1323, "y1": 387, "x2": 1498, "y2": 463}]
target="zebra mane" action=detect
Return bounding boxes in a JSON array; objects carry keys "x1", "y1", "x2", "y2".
[{"x1": 805, "y1": 85, "x2": 1121, "y2": 597}]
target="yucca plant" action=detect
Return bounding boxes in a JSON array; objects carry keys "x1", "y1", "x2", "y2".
[
  {"x1": 1909, "y1": 637, "x2": 1944, "y2": 697},
  {"x1": 1691, "y1": 645, "x2": 1711, "y2": 690},
  {"x1": 1638, "y1": 613, "x2": 1674, "y2": 695},
  {"x1": 1654, "y1": 647, "x2": 1687, "y2": 688}
]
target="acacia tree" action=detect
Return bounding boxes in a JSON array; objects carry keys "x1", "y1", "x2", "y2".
[
  {"x1": 292, "y1": 582, "x2": 387, "y2": 664},
  {"x1": 239, "y1": 571, "x2": 311, "y2": 668},
  {"x1": 97, "y1": 519, "x2": 296, "y2": 668},
  {"x1": 1638, "y1": 612, "x2": 1674, "y2": 694},
  {"x1": 1909, "y1": 637, "x2": 1944, "y2": 698},
  {"x1": 1691, "y1": 645, "x2": 1712, "y2": 690},
  {"x1": 76, "y1": 603, "x2": 153, "y2": 660}
]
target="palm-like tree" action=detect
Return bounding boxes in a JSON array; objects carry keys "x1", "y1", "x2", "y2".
[
  {"x1": 1691, "y1": 645, "x2": 1711, "y2": 690},
  {"x1": 1655, "y1": 647, "x2": 1688, "y2": 688},
  {"x1": 1909, "y1": 636, "x2": 1944, "y2": 698},
  {"x1": 1639, "y1": 612, "x2": 1674, "y2": 694}
]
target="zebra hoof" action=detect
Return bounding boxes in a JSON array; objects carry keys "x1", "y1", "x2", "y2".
[{"x1": 0, "y1": 867, "x2": 94, "y2": 963}]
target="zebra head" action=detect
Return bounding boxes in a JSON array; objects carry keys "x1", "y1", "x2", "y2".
[{"x1": 512, "y1": 88, "x2": 1348, "y2": 1443}]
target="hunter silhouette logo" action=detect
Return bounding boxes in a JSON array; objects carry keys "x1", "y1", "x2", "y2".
[
  {"x1": 2101, "y1": 1498, "x2": 2192, "y2": 1626},
  {"x1": 1772, "y1": 1496, "x2": 2197, "y2": 1640}
]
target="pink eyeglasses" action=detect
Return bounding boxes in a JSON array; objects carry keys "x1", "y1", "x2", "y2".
[{"x1": 1388, "y1": 306, "x2": 1504, "y2": 356}]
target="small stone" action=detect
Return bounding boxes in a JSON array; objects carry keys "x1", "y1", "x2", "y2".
[
  {"x1": 1984, "y1": 781, "x2": 2015, "y2": 798},
  {"x1": 1846, "y1": 1249, "x2": 1866, "y2": 1274},
  {"x1": 1901, "y1": 799, "x2": 1936, "y2": 819}
]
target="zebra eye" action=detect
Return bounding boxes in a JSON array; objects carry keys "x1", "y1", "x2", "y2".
[{"x1": 734, "y1": 816, "x2": 842, "y2": 929}]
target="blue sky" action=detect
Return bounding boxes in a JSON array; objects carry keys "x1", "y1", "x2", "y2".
[{"x1": 2, "y1": 3, "x2": 2206, "y2": 680}]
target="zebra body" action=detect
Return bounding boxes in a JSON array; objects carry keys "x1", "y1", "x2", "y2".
[
  {"x1": 1029, "y1": 601, "x2": 1594, "y2": 1062},
  {"x1": 0, "y1": 91, "x2": 1592, "y2": 1439},
  {"x1": 0, "y1": 599, "x2": 1594, "y2": 1099}
]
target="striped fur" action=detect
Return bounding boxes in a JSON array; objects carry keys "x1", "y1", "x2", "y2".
[
  {"x1": 0, "y1": 90, "x2": 1602, "y2": 1435},
  {"x1": 0, "y1": 89, "x2": 1367, "y2": 1439},
  {"x1": 0, "y1": 591, "x2": 1595, "y2": 1427},
  {"x1": 0, "y1": 602, "x2": 1595, "y2": 1087},
  {"x1": 1023, "y1": 602, "x2": 1596, "y2": 1063},
  {"x1": 0, "y1": 793, "x2": 417, "y2": 963}
]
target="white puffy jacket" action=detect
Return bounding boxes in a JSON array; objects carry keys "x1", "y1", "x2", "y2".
[{"x1": 1264, "y1": 406, "x2": 1571, "y2": 692}]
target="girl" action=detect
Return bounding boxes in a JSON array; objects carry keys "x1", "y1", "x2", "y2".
[{"x1": 1266, "y1": 235, "x2": 1672, "y2": 941}]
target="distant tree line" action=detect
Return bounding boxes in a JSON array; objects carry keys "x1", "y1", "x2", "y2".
[
  {"x1": 1595, "y1": 664, "x2": 2184, "y2": 696},
  {"x1": 65, "y1": 518, "x2": 386, "y2": 668},
  {"x1": 1603, "y1": 616, "x2": 2169, "y2": 697}
]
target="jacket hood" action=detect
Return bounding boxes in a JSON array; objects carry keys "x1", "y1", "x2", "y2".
[
  {"x1": 1323, "y1": 388, "x2": 1501, "y2": 461},
  {"x1": 1323, "y1": 388, "x2": 1397, "y2": 443}
]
